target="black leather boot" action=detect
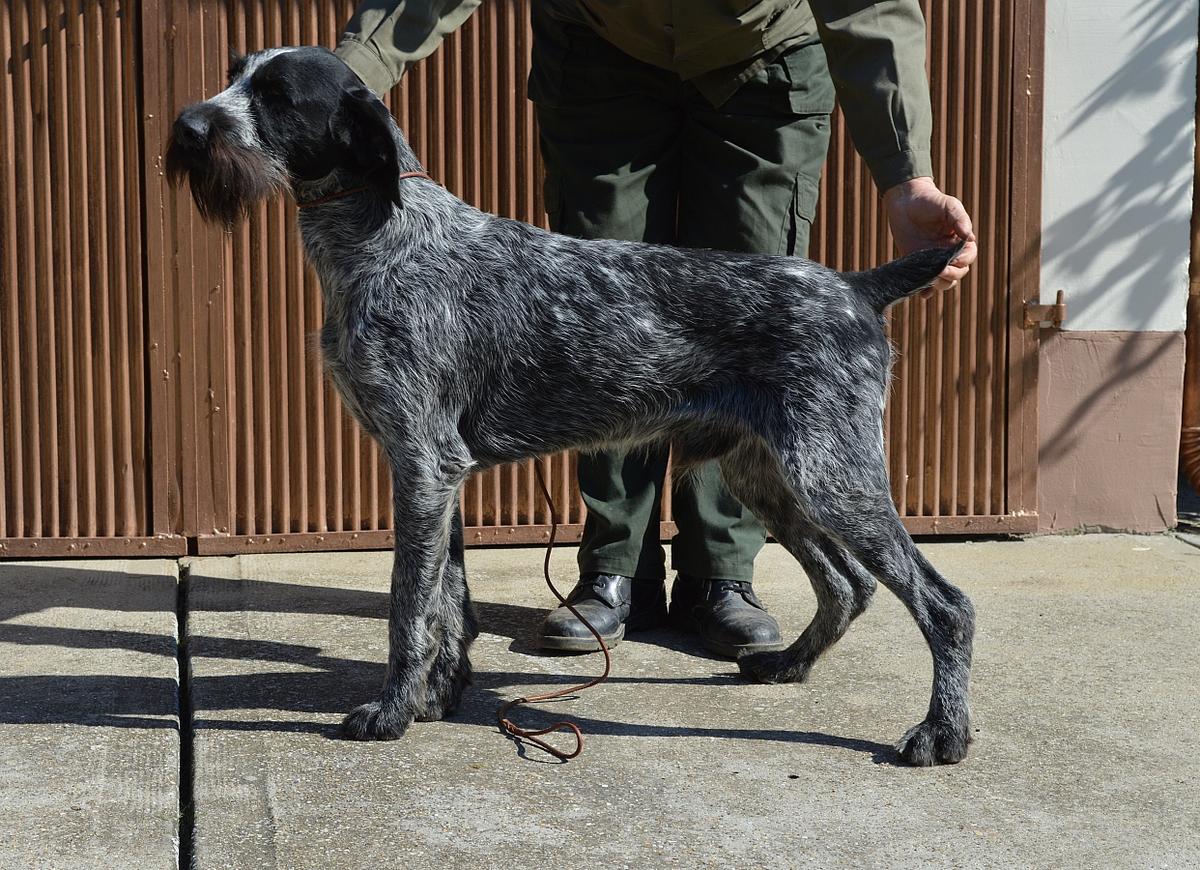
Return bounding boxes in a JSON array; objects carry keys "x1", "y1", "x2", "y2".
[
  {"x1": 539, "y1": 573, "x2": 667, "y2": 652},
  {"x1": 670, "y1": 574, "x2": 784, "y2": 658}
]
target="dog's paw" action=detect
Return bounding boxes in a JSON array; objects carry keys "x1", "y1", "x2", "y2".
[
  {"x1": 736, "y1": 650, "x2": 810, "y2": 684},
  {"x1": 340, "y1": 700, "x2": 413, "y2": 741},
  {"x1": 895, "y1": 718, "x2": 971, "y2": 766}
]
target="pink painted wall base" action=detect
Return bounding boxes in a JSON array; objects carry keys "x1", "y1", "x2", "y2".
[{"x1": 1038, "y1": 330, "x2": 1185, "y2": 532}]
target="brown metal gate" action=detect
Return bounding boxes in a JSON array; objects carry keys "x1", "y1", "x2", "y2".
[
  {"x1": 1, "y1": 0, "x2": 1043, "y2": 558},
  {"x1": 0, "y1": 0, "x2": 176, "y2": 556}
]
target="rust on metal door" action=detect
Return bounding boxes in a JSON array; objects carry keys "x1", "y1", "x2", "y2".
[{"x1": 811, "y1": 0, "x2": 1043, "y2": 535}]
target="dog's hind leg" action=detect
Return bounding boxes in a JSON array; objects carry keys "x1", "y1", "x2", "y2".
[
  {"x1": 718, "y1": 438, "x2": 876, "y2": 684},
  {"x1": 766, "y1": 438, "x2": 975, "y2": 765},
  {"x1": 743, "y1": 535, "x2": 877, "y2": 684},
  {"x1": 828, "y1": 511, "x2": 974, "y2": 765},
  {"x1": 415, "y1": 506, "x2": 479, "y2": 722},
  {"x1": 342, "y1": 439, "x2": 472, "y2": 741}
]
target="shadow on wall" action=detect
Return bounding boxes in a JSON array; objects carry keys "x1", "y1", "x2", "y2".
[{"x1": 1037, "y1": 0, "x2": 1195, "y2": 465}]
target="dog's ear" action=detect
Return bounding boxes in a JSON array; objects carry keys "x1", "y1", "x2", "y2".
[
  {"x1": 330, "y1": 86, "x2": 402, "y2": 209},
  {"x1": 226, "y1": 49, "x2": 248, "y2": 84}
]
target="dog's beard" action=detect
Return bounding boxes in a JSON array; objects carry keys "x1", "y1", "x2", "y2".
[{"x1": 165, "y1": 131, "x2": 287, "y2": 227}]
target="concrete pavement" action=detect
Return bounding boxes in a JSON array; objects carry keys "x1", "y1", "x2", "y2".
[
  {"x1": 183, "y1": 535, "x2": 1200, "y2": 869},
  {"x1": 0, "y1": 559, "x2": 180, "y2": 870},
  {"x1": 1, "y1": 536, "x2": 1198, "y2": 868}
]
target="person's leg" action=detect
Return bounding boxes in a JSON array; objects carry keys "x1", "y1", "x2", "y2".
[
  {"x1": 670, "y1": 459, "x2": 763, "y2": 584},
  {"x1": 576, "y1": 448, "x2": 670, "y2": 583},
  {"x1": 530, "y1": 9, "x2": 683, "y2": 649},
  {"x1": 668, "y1": 40, "x2": 835, "y2": 656}
]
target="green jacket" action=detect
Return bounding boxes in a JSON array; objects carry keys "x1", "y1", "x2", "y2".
[{"x1": 335, "y1": 0, "x2": 933, "y2": 191}]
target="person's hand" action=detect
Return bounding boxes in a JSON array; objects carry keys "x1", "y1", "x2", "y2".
[{"x1": 882, "y1": 176, "x2": 977, "y2": 298}]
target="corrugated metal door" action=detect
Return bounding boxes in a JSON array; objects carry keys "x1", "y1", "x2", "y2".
[
  {"x1": 0, "y1": 0, "x2": 182, "y2": 556},
  {"x1": 1, "y1": 0, "x2": 1043, "y2": 557}
]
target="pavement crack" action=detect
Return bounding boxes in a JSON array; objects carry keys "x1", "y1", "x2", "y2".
[{"x1": 177, "y1": 560, "x2": 196, "y2": 870}]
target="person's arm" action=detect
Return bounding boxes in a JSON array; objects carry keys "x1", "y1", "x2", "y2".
[
  {"x1": 809, "y1": 0, "x2": 975, "y2": 291},
  {"x1": 808, "y1": 0, "x2": 932, "y2": 192},
  {"x1": 336, "y1": 0, "x2": 482, "y2": 94}
]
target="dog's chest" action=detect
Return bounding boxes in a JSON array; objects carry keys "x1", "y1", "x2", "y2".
[{"x1": 318, "y1": 317, "x2": 386, "y2": 434}]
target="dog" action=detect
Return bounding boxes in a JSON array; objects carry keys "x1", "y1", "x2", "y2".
[{"x1": 165, "y1": 46, "x2": 976, "y2": 765}]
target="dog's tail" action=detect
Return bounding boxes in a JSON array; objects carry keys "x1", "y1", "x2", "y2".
[{"x1": 845, "y1": 241, "x2": 966, "y2": 312}]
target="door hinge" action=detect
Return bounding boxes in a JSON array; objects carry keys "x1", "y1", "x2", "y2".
[{"x1": 1023, "y1": 290, "x2": 1066, "y2": 329}]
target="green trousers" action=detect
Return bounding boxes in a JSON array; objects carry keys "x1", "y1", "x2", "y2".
[{"x1": 529, "y1": 11, "x2": 834, "y2": 583}]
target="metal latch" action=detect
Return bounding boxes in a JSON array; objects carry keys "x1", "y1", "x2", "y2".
[{"x1": 1023, "y1": 290, "x2": 1066, "y2": 329}]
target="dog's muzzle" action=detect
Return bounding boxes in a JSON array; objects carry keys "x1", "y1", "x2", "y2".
[
  {"x1": 165, "y1": 103, "x2": 285, "y2": 226},
  {"x1": 172, "y1": 106, "x2": 215, "y2": 151}
]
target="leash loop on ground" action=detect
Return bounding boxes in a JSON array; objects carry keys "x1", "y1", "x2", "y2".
[{"x1": 495, "y1": 462, "x2": 612, "y2": 761}]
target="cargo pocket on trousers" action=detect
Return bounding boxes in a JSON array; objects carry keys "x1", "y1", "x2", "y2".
[{"x1": 780, "y1": 170, "x2": 821, "y2": 256}]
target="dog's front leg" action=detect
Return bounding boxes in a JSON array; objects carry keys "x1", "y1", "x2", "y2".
[
  {"x1": 342, "y1": 456, "x2": 466, "y2": 740},
  {"x1": 415, "y1": 506, "x2": 479, "y2": 721}
]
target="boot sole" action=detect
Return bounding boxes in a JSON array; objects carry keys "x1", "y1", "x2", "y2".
[
  {"x1": 702, "y1": 637, "x2": 787, "y2": 660},
  {"x1": 539, "y1": 624, "x2": 625, "y2": 653}
]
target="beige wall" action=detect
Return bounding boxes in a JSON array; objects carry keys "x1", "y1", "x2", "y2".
[{"x1": 1041, "y1": 1, "x2": 1195, "y2": 333}]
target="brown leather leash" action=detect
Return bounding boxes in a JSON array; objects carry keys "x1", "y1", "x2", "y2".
[{"x1": 496, "y1": 463, "x2": 612, "y2": 761}]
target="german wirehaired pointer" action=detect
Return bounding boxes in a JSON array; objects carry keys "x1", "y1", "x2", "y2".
[{"x1": 166, "y1": 47, "x2": 975, "y2": 765}]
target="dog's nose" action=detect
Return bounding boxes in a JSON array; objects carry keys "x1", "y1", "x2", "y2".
[{"x1": 173, "y1": 110, "x2": 211, "y2": 148}]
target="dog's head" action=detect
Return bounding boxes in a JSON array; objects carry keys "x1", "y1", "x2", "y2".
[{"x1": 165, "y1": 47, "x2": 402, "y2": 225}]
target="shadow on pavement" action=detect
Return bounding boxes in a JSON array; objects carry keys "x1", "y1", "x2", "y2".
[{"x1": 0, "y1": 563, "x2": 901, "y2": 764}]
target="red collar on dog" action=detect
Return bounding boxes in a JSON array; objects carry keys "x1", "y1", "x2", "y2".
[{"x1": 296, "y1": 171, "x2": 433, "y2": 208}]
